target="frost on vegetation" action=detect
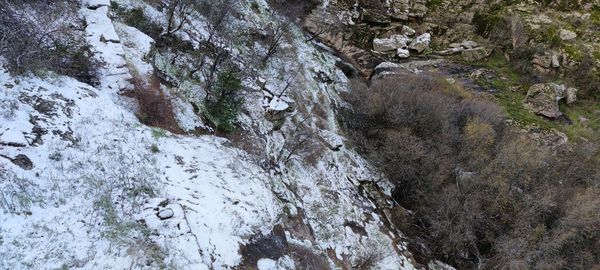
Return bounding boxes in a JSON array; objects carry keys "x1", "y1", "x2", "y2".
[
  {"x1": 0, "y1": 1, "x2": 97, "y2": 83},
  {"x1": 0, "y1": 73, "x2": 167, "y2": 269},
  {"x1": 0, "y1": 167, "x2": 39, "y2": 214},
  {"x1": 0, "y1": 91, "x2": 19, "y2": 120},
  {"x1": 153, "y1": 51, "x2": 185, "y2": 86}
]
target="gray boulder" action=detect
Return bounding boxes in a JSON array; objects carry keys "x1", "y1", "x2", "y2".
[
  {"x1": 566, "y1": 87, "x2": 578, "y2": 104},
  {"x1": 408, "y1": 33, "x2": 431, "y2": 53},
  {"x1": 401, "y1": 25, "x2": 416, "y2": 36},
  {"x1": 157, "y1": 208, "x2": 175, "y2": 220},
  {"x1": 524, "y1": 83, "x2": 577, "y2": 118},
  {"x1": 559, "y1": 29, "x2": 577, "y2": 41},
  {"x1": 438, "y1": 47, "x2": 463, "y2": 56},
  {"x1": 461, "y1": 47, "x2": 490, "y2": 61},
  {"x1": 390, "y1": 0, "x2": 428, "y2": 20},
  {"x1": 461, "y1": 40, "x2": 479, "y2": 49},
  {"x1": 409, "y1": 0, "x2": 428, "y2": 18},
  {"x1": 397, "y1": 48, "x2": 410, "y2": 58},
  {"x1": 390, "y1": 0, "x2": 411, "y2": 20},
  {"x1": 373, "y1": 35, "x2": 411, "y2": 52},
  {"x1": 361, "y1": 6, "x2": 391, "y2": 24}
]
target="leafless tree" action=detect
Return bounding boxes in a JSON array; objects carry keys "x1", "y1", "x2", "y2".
[
  {"x1": 276, "y1": 116, "x2": 321, "y2": 165},
  {"x1": 262, "y1": 19, "x2": 290, "y2": 64},
  {"x1": 161, "y1": 0, "x2": 194, "y2": 35},
  {"x1": 181, "y1": 0, "x2": 234, "y2": 94},
  {"x1": 196, "y1": 0, "x2": 234, "y2": 45},
  {"x1": 198, "y1": 47, "x2": 231, "y2": 97}
]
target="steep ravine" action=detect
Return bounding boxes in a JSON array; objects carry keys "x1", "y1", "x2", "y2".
[
  {"x1": 311, "y1": 1, "x2": 600, "y2": 269},
  {"x1": 0, "y1": 0, "x2": 435, "y2": 269}
]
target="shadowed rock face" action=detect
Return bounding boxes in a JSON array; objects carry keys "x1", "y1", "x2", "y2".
[
  {"x1": 12, "y1": 155, "x2": 33, "y2": 170},
  {"x1": 302, "y1": 0, "x2": 433, "y2": 78},
  {"x1": 240, "y1": 225, "x2": 288, "y2": 267}
]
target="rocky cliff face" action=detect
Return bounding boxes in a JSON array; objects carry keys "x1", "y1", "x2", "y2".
[
  {"x1": 2, "y1": 0, "x2": 598, "y2": 269},
  {"x1": 0, "y1": 0, "x2": 435, "y2": 269},
  {"x1": 302, "y1": 0, "x2": 600, "y2": 268},
  {"x1": 307, "y1": 0, "x2": 600, "y2": 140}
]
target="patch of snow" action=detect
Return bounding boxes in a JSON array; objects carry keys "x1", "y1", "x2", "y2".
[
  {"x1": 268, "y1": 96, "x2": 290, "y2": 111},
  {"x1": 81, "y1": 3, "x2": 133, "y2": 91},
  {"x1": 115, "y1": 22, "x2": 155, "y2": 78},
  {"x1": 0, "y1": 129, "x2": 28, "y2": 146},
  {"x1": 171, "y1": 96, "x2": 207, "y2": 132},
  {"x1": 257, "y1": 258, "x2": 278, "y2": 270}
]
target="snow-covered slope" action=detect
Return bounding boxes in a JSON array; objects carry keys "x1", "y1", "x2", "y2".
[
  {"x1": 0, "y1": 0, "x2": 422, "y2": 269},
  {"x1": 0, "y1": 68, "x2": 280, "y2": 269}
]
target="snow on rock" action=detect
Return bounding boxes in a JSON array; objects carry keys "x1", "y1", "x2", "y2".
[
  {"x1": 257, "y1": 256, "x2": 294, "y2": 270},
  {"x1": 0, "y1": 0, "x2": 426, "y2": 269},
  {"x1": 171, "y1": 96, "x2": 208, "y2": 132},
  {"x1": 317, "y1": 129, "x2": 344, "y2": 150},
  {"x1": 157, "y1": 208, "x2": 174, "y2": 220},
  {"x1": 268, "y1": 96, "x2": 291, "y2": 111},
  {"x1": 408, "y1": 33, "x2": 431, "y2": 53},
  {"x1": 261, "y1": 81, "x2": 294, "y2": 113},
  {"x1": 257, "y1": 258, "x2": 278, "y2": 270},
  {"x1": 0, "y1": 129, "x2": 28, "y2": 147},
  {"x1": 115, "y1": 22, "x2": 155, "y2": 78},
  {"x1": 373, "y1": 34, "x2": 412, "y2": 52},
  {"x1": 85, "y1": 0, "x2": 110, "y2": 9},
  {"x1": 241, "y1": 10, "x2": 419, "y2": 269},
  {"x1": 81, "y1": 1, "x2": 133, "y2": 91},
  {"x1": 155, "y1": 135, "x2": 281, "y2": 268}
]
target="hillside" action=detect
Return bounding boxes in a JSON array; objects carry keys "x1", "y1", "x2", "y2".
[{"x1": 1, "y1": 0, "x2": 599, "y2": 269}]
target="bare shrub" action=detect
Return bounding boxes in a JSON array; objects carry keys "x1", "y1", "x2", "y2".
[
  {"x1": 0, "y1": 1, "x2": 98, "y2": 83},
  {"x1": 288, "y1": 244, "x2": 330, "y2": 270},
  {"x1": 262, "y1": 19, "x2": 291, "y2": 64},
  {"x1": 352, "y1": 243, "x2": 390, "y2": 270},
  {"x1": 196, "y1": 0, "x2": 234, "y2": 44},
  {"x1": 268, "y1": 0, "x2": 322, "y2": 21},
  {"x1": 276, "y1": 117, "x2": 322, "y2": 166},
  {"x1": 567, "y1": 54, "x2": 600, "y2": 100},
  {"x1": 0, "y1": 166, "x2": 39, "y2": 213},
  {"x1": 181, "y1": 0, "x2": 235, "y2": 93},
  {"x1": 341, "y1": 72, "x2": 600, "y2": 269}
]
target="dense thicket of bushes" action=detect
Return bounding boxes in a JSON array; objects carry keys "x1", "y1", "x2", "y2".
[
  {"x1": 0, "y1": 1, "x2": 98, "y2": 83},
  {"x1": 342, "y1": 73, "x2": 600, "y2": 269}
]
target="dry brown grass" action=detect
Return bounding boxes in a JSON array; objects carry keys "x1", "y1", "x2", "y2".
[{"x1": 125, "y1": 75, "x2": 183, "y2": 134}]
